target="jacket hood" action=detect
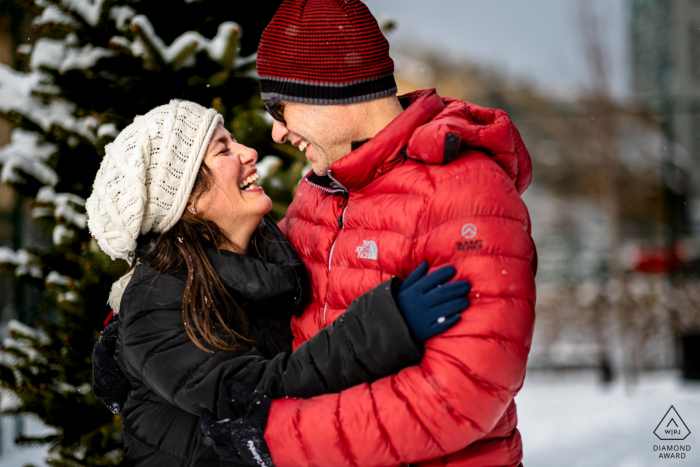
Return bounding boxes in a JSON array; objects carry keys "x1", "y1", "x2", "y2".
[
  {"x1": 328, "y1": 89, "x2": 532, "y2": 195},
  {"x1": 406, "y1": 93, "x2": 532, "y2": 194}
]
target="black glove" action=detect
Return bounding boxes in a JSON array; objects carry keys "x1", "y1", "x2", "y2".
[
  {"x1": 200, "y1": 378, "x2": 274, "y2": 467},
  {"x1": 396, "y1": 262, "x2": 471, "y2": 342},
  {"x1": 92, "y1": 316, "x2": 131, "y2": 413}
]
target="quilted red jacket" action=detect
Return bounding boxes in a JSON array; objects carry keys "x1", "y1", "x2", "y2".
[{"x1": 271, "y1": 89, "x2": 536, "y2": 467}]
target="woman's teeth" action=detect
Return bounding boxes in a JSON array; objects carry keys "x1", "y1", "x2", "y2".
[
  {"x1": 239, "y1": 172, "x2": 260, "y2": 190},
  {"x1": 298, "y1": 140, "x2": 309, "y2": 152}
]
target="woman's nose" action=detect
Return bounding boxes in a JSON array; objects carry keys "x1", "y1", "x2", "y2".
[
  {"x1": 271, "y1": 120, "x2": 289, "y2": 143},
  {"x1": 238, "y1": 144, "x2": 258, "y2": 166}
]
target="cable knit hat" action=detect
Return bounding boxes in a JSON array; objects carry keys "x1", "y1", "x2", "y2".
[
  {"x1": 86, "y1": 99, "x2": 222, "y2": 262},
  {"x1": 257, "y1": 0, "x2": 397, "y2": 104}
]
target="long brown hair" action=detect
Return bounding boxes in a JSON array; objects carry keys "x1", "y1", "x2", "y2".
[{"x1": 141, "y1": 163, "x2": 251, "y2": 353}]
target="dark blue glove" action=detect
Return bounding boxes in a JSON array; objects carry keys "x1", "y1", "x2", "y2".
[
  {"x1": 92, "y1": 316, "x2": 131, "y2": 413},
  {"x1": 396, "y1": 262, "x2": 471, "y2": 342},
  {"x1": 200, "y1": 379, "x2": 274, "y2": 467}
]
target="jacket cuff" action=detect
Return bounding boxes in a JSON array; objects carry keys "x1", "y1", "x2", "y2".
[
  {"x1": 349, "y1": 278, "x2": 424, "y2": 368},
  {"x1": 387, "y1": 276, "x2": 425, "y2": 356}
]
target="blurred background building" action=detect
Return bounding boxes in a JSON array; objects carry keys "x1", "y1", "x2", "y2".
[
  {"x1": 364, "y1": 0, "x2": 700, "y2": 380},
  {"x1": 631, "y1": 0, "x2": 700, "y2": 192},
  {"x1": 366, "y1": 3, "x2": 700, "y2": 463}
]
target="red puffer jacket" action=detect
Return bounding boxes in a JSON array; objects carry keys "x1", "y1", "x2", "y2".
[{"x1": 272, "y1": 89, "x2": 536, "y2": 467}]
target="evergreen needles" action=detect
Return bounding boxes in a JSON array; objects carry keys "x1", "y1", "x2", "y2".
[{"x1": 0, "y1": 1, "x2": 302, "y2": 464}]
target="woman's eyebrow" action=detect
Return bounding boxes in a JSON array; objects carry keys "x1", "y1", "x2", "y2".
[{"x1": 212, "y1": 135, "x2": 229, "y2": 146}]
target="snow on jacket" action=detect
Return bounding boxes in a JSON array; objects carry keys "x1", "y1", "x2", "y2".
[
  {"x1": 272, "y1": 89, "x2": 537, "y2": 467},
  {"x1": 114, "y1": 220, "x2": 422, "y2": 467}
]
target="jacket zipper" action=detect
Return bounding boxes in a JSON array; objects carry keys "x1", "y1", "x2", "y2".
[
  {"x1": 305, "y1": 177, "x2": 345, "y2": 195},
  {"x1": 323, "y1": 171, "x2": 349, "y2": 325},
  {"x1": 337, "y1": 191, "x2": 349, "y2": 228}
]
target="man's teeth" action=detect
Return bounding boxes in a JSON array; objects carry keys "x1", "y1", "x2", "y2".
[
  {"x1": 239, "y1": 172, "x2": 260, "y2": 189},
  {"x1": 298, "y1": 140, "x2": 309, "y2": 152}
]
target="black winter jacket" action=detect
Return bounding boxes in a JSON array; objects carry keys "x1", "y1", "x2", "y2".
[{"x1": 114, "y1": 220, "x2": 422, "y2": 467}]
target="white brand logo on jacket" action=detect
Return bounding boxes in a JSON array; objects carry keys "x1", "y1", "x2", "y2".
[
  {"x1": 461, "y1": 223, "x2": 477, "y2": 239},
  {"x1": 356, "y1": 240, "x2": 378, "y2": 260}
]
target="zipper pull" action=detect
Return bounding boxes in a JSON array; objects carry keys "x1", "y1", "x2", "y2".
[{"x1": 338, "y1": 191, "x2": 349, "y2": 228}]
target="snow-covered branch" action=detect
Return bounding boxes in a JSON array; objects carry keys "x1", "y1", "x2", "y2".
[
  {"x1": 110, "y1": 16, "x2": 245, "y2": 71},
  {"x1": 45, "y1": 270, "x2": 73, "y2": 286},
  {"x1": 97, "y1": 123, "x2": 118, "y2": 139},
  {"x1": 31, "y1": 36, "x2": 116, "y2": 74},
  {"x1": 109, "y1": 5, "x2": 134, "y2": 31},
  {"x1": 61, "y1": 0, "x2": 109, "y2": 27},
  {"x1": 34, "y1": 0, "x2": 110, "y2": 29},
  {"x1": 32, "y1": 4, "x2": 80, "y2": 30},
  {"x1": 0, "y1": 247, "x2": 42, "y2": 279},
  {"x1": 2, "y1": 321, "x2": 50, "y2": 371},
  {"x1": 0, "y1": 64, "x2": 98, "y2": 143},
  {"x1": 0, "y1": 128, "x2": 58, "y2": 186},
  {"x1": 33, "y1": 186, "x2": 87, "y2": 245},
  {"x1": 7, "y1": 320, "x2": 50, "y2": 345}
]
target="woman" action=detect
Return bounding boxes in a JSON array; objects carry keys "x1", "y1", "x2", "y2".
[{"x1": 87, "y1": 100, "x2": 470, "y2": 466}]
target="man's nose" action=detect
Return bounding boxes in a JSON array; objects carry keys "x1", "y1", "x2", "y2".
[
  {"x1": 271, "y1": 120, "x2": 289, "y2": 143},
  {"x1": 238, "y1": 145, "x2": 258, "y2": 166}
]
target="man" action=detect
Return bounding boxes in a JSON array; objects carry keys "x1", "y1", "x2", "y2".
[{"x1": 201, "y1": 1, "x2": 537, "y2": 466}]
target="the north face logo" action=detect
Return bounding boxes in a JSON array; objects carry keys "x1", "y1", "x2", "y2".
[{"x1": 356, "y1": 241, "x2": 378, "y2": 260}]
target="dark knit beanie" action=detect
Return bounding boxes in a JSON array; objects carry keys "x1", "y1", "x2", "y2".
[{"x1": 257, "y1": 0, "x2": 397, "y2": 105}]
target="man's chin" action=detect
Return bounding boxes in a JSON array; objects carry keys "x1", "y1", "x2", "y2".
[{"x1": 311, "y1": 162, "x2": 329, "y2": 176}]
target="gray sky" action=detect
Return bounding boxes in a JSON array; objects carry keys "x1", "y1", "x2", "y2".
[{"x1": 363, "y1": 0, "x2": 629, "y2": 100}]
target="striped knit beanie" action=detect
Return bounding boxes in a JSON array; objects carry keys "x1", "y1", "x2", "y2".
[{"x1": 257, "y1": 0, "x2": 397, "y2": 105}]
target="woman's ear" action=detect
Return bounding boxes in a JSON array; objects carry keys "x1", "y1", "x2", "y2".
[{"x1": 189, "y1": 205, "x2": 198, "y2": 215}]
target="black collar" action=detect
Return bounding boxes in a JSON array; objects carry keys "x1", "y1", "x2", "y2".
[{"x1": 306, "y1": 172, "x2": 348, "y2": 195}]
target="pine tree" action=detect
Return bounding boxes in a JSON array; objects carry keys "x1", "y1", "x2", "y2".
[{"x1": 0, "y1": 1, "x2": 304, "y2": 465}]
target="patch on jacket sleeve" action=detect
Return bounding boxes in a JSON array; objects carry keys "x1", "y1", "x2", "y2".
[{"x1": 443, "y1": 132, "x2": 461, "y2": 164}]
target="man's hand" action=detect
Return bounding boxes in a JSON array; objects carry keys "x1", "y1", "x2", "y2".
[
  {"x1": 397, "y1": 262, "x2": 471, "y2": 342},
  {"x1": 92, "y1": 316, "x2": 131, "y2": 413},
  {"x1": 200, "y1": 379, "x2": 274, "y2": 467}
]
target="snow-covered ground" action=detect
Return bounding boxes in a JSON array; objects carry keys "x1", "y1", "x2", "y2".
[
  {"x1": 0, "y1": 371, "x2": 698, "y2": 466},
  {"x1": 517, "y1": 370, "x2": 700, "y2": 467}
]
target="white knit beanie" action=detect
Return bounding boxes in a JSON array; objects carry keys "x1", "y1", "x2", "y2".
[
  {"x1": 86, "y1": 99, "x2": 223, "y2": 261},
  {"x1": 86, "y1": 100, "x2": 222, "y2": 313}
]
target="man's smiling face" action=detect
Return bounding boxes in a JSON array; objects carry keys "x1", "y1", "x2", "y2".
[{"x1": 270, "y1": 101, "x2": 355, "y2": 176}]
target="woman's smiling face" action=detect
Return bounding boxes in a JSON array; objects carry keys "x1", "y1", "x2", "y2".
[{"x1": 193, "y1": 123, "x2": 272, "y2": 240}]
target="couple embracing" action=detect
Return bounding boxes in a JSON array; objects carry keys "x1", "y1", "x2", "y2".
[{"x1": 87, "y1": 1, "x2": 537, "y2": 466}]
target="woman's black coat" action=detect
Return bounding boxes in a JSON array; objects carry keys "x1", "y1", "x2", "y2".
[{"x1": 113, "y1": 220, "x2": 422, "y2": 467}]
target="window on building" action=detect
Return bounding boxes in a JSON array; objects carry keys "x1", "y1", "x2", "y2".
[
  {"x1": 694, "y1": 112, "x2": 700, "y2": 158},
  {"x1": 691, "y1": 23, "x2": 700, "y2": 82}
]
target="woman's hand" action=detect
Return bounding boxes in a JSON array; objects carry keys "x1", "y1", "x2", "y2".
[
  {"x1": 200, "y1": 378, "x2": 274, "y2": 467},
  {"x1": 396, "y1": 262, "x2": 472, "y2": 342}
]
